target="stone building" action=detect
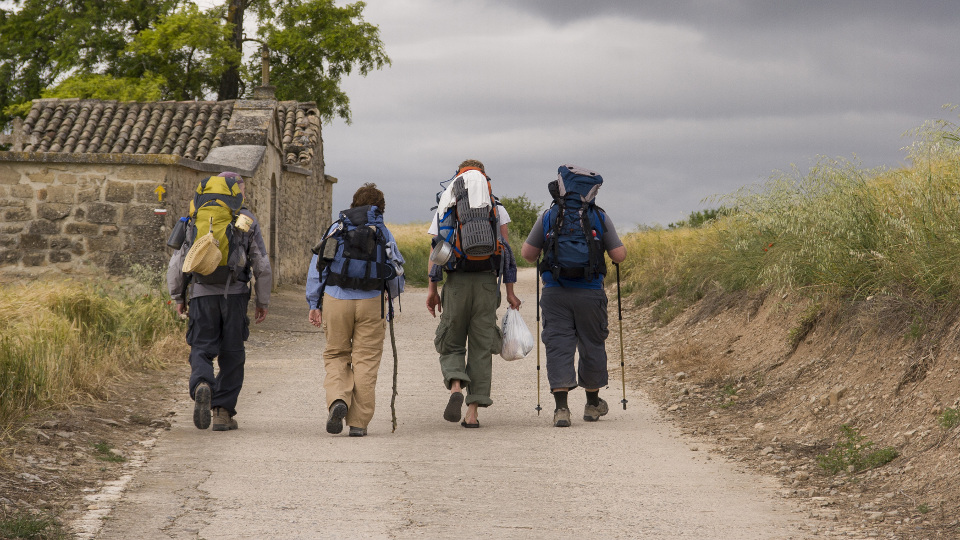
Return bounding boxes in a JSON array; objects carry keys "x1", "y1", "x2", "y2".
[{"x1": 0, "y1": 90, "x2": 335, "y2": 286}]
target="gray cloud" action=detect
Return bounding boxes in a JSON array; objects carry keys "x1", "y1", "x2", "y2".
[{"x1": 322, "y1": 0, "x2": 959, "y2": 230}]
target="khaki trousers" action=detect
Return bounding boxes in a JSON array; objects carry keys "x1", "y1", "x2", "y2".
[{"x1": 322, "y1": 294, "x2": 386, "y2": 429}]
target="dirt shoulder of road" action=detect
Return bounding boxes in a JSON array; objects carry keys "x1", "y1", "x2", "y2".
[{"x1": 620, "y1": 288, "x2": 960, "y2": 539}]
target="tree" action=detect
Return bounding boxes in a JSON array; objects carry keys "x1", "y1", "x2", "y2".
[
  {"x1": 0, "y1": 0, "x2": 389, "y2": 130},
  {"x1": 0, "y1": 0, "x2": 177, "y2": 130},
  {"x1": 251, "y1": 0, "x2": 390, "y2": 123},
  {"x1": 500, "y1": 194, "x2": 543, "y2": 265}
]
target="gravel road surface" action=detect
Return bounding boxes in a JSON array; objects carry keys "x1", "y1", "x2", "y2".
[{"x1": 91, "y1": 268, "x2": 813, "y2": 539}]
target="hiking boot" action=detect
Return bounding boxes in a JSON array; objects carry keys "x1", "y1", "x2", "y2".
[
  {"x1": 326, "y1": 400, "x2": 348, "y2": 434},
  {"x1": 193, "y1": 382, "x2": 211, "y2": 430},
  {"x1": 211, "y1": 407, "x2": 238, "y2": 431},
  {"x1": 583, "y1": 398, "x2": 609, "y2": 422},
  {"x1": 553, "y1": 408, "x2": 571, "y2": 428},
  {"x1": 349, "y1": 426, "x2": 367, "y2": 437}
]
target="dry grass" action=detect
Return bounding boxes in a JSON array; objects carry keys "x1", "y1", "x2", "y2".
[
  {"x1": 388, "y1": 222, "x2": 433, "y2": 287},
  {"x1": 0, "y1": 278, "x2": 185, "y2": 427},
  {"x1": 619, "y1": 116, "x2": 960, "y2": 313}
]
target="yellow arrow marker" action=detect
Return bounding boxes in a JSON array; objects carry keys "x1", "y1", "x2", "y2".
[{"x1": 154, "y1": 185, "x2": 166, "y2": 202}]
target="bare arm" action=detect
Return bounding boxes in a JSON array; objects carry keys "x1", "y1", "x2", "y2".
[
  {"x1": 521, "y1": 242, "x2": 541, "y2": 264},
  {"x1": 608, "y1": 245, "x2": 627, "y2": 264}
]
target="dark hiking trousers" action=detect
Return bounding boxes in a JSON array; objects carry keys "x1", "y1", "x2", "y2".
[
  {"x1": 540, "y1": 287, "x2": 609, "y2": 391},
  {"x1": 187, "y1": 292, "x2": 251, "y2": 416}
]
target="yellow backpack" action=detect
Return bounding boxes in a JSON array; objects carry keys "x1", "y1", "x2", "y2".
[{"x1": 181, "y1": 175, "x2": 248, "y2": 283}]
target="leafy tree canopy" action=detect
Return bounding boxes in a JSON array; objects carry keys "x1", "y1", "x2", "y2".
[{"x1": 0, "y1": 0, "x2": 389, "y2": 130}]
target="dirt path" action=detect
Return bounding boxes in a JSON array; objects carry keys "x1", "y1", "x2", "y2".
[{"x1": 88, "y1": 268, "x2": 816, "y2": 539}]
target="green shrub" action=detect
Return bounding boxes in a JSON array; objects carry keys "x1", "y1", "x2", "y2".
[
  {"x1": 816, "y1": 424, "x2": 899, "y2": 475},
  {"x1": 787, "y1": 303, "x2": 822, "y2": 350},
  {"x1": 938, "y1": 407, "x2": 960, "y2": 429},
  {"x1": 0, "y1": 511, "x2": 66, "y2": 539},
  {"x1": 500, "y1": 194, "x2": 544, "y2": 267}
]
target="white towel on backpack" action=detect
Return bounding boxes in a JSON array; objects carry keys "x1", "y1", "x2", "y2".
[
  {"x1": 462, "y1": 169, "x2": 492, "y2": 209},
  {"x1": 435, "y1": 169, "x2": 491, "y2": 213}
]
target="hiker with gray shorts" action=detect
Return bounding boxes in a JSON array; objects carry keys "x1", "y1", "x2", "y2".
[{"x1": 521, "y1": 164, "x2": 626, "y2": 427}]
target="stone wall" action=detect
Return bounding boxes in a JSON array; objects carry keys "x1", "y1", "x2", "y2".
[
  {"x1": 0, "y1": 101, "x2": 332, "y2": 287},
  {"x1": 0, "y1": 159, "x2": 189, "y2": 276}
]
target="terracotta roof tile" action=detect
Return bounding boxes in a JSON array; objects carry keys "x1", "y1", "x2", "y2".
[{"x1": 19, "y1": 98, "x2": 321, "y2": 166}]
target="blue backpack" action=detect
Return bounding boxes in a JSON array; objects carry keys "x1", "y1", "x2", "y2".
[
  {"x1": 313, "y1": 205, "x2": 396, "y2": 293},
  {"x1": 538, "y1": 165, "x2": 607, "y2": 284}
]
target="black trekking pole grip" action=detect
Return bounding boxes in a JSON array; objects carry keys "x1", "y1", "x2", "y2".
[{"x1": 615, "y1": 262, "x2": 627, "y2": 410}]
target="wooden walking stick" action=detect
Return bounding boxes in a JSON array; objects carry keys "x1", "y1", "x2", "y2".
[{"x1": 389, "y1": 297, "x2": 399, "y2": 433}]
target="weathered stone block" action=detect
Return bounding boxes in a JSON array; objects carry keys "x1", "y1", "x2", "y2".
[
  {"x1": 77, "y1": 184, "x2": 102, "y2": 203},
  {"x1": 50, "y1": 237, "x2": 73, "y2": 250},
  {"x1": 27, "y1": 169, "x2": 55, "y2": 184},
  {"x1": 105, "y1": 182, "x2": 135, "y2": 203},
  {"x1": 71, "y1": 242, "x2": 85, "y2": 256},
  {"x1": 29, "y1": 220, "x2": 60, "y2": 235},
  {"x1": 46, "y1": 185, "x2": 76, "y2": 204},
  {"x1": 87, "y1": 235, "x2": 121, "y2": 252},
  {"x1": 115, "y1": 166, "x2": 158, "y2": 182},
  {"x1": 65, "y1": 222, "x2": 99, "y2": 235},
  {"x1": 20, "y1": 233, "x2": 47, "y2": 250},
  {"x1": 57, "y1": 172, "x2": 79, "y2": 185},
  {"x1": 102, "y1": 224, "x2": 119, "y2": 235},
  {"x1": 4, "y1": 207, "x2": 32, "y2": 221},
  {"x1": 0, "y1": 249, "x2": 20, "y2": 264},
  {"x1": 0, "y1": 198, "x2": 27, "y2": 208},
  {"x1": 121, "y1": 205, "x2": 161, "y2": 226},
  {"x1": 85, "y1": 203, "x2": 117, "y2": 224},
  {"x1": 10, "y1": 184, "x2": 33, "y2": 198},
  {"x1": 135, "y1": 183, "x2": 166, "y2": 204},
  {"x1": 0, "y1": 235, "x2": 17, "y2": 247},
  {"x1": 0, "y1": 169, "x2": 21, "y2": 185},
  {"x1": 49, "y1": 251, "x2": 72, "y2": 263},
  {"x1": 0, "y1": 224, "x2": 23, "y2": 234},
  {"x1": 105, "y1": 252, "x2": 128, "y2": 274},
  {"x1": 22, "y1": 253, "x2": 46, "y2": 266},
  {"x1": 37, "y1": 203, "x2": 71, "y2": 221},
  {"x1": 80, "y1": 173, "x2": 107, "y2": 184}
]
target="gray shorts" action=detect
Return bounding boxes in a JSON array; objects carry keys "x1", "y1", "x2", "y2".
[{"x1": 539, "y1": 287, "x2": 609, "y2": 391}]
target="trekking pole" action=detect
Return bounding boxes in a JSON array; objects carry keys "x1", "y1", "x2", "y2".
[
  {"x1": 615, "y1": 262, "x2": 627, "y2": 410},
  {"x1": 389, "y1": 303, "x2": 399, "y2": 433},
  {"x1": 535, "y1": 258, "x2": 542, "y2": 416}
]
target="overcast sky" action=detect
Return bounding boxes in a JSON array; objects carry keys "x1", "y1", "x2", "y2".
[{"x1": 316, "y1": 1, "x2": 960, "y2": 228}]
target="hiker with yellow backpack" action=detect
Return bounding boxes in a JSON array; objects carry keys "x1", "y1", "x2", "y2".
[
  {"x1": 166, "y1": 171, "x2": 272, "y2": 432},
  {"x1": 426, "y1": 159, "x2": 521, "y2": 429}
]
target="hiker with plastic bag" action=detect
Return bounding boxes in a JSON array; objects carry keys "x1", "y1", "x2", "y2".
[
  {"x1": 426, "y1": 159, "x2": 521, "y2": 429},
  {"x1": 521, "y1": 165, "x2": 626, "y2": 428},
  {"x1": 500, "y1": 307, "x2": 534, "y2": 361},
  {"x1": 306, "y1": 183, "x2": 405, "y2": 437},
  {"x1": 166, "y1": 171, "x2": 272, "y2": 432}
]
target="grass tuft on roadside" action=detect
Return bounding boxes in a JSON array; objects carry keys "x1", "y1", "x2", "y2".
[{"x1": 0, "y1": 277, "x2": 184, "y2": 428}]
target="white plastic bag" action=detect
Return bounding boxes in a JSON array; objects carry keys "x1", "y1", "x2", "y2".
[{"x1": 500, "y1": 308, "x2": 534, "y2": 361}]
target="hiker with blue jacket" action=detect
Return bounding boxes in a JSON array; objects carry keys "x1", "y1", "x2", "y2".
[
  {"x1": 521, "y1": 165, "x2": 626, "y2": 428},
  {"x1": 167, "y1": 171, "x2": 272, "y2": 432},
  {"x1": 306, "y1": 183, "x2": 404, "y2": 437},
  {"x1": 426, "y1": 159, "x2": 521, "y2": 429}
]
